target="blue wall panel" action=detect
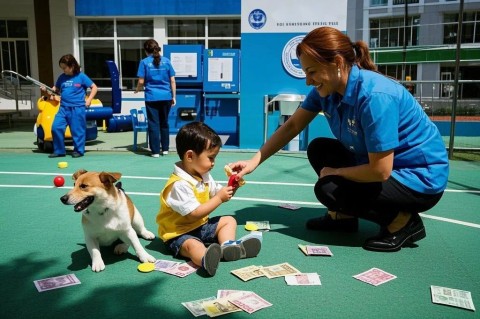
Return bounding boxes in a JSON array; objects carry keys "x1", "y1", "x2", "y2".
[
  {"x1": 75, "y1": 0, "x2": 240, "y2": 16},
  {"x1": 240, "y1": 33, "x2": 310, "y2": 149}
]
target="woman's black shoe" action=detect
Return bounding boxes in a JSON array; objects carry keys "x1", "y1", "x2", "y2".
[
  {"x1": 306, "y1": 213, "x2": 358, "y2": 232},
  {"x1": 362, "y1": 214, "x2": 426, "y2": 252},
  {"x1": 48, "y1": 153, "x2": 65, "y2": 158}
]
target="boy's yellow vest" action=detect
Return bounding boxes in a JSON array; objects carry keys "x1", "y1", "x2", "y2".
[{"x1": 156, "y1": 174, "x2": 210, "y2": 242}]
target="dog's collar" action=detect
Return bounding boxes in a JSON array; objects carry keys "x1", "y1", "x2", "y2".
[{"x1": 85, "y1": 207, "x2": 109, "y2": 215}]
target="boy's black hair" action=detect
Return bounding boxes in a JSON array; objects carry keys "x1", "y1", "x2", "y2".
[{"x1": 176, "y1": 122, "x2": 222, "y2": 159}]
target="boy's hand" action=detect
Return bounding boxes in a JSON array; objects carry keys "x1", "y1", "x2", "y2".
[{"x1": 216, "y1": 186, "x2": 234, "y2": 202}]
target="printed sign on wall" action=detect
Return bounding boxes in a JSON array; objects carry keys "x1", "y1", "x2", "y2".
[
  {"x1": 239, "y1": 0, "x2": 347, "y2": 149},
  {"x1": 241, "y1": 0, "x2": 347, "y2": 34}
]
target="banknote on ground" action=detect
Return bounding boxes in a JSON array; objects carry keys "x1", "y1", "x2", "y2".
[
  {"x1": 353, "y1": 268, "x2": 397, "y2": 286},
  {"x1": 229, "y1": 292, "x2": 273, "y2": 314},
  {"x1": 231, "y1": 265, "x2": 265, "y2": 281},
  {"x1": 285, "y1": 273, "x2": 322, "y2": 286},
  {"x1": 34, "y1": 274, "x2": 81, "y2": 292},
  {"x1": 431, "y1": 285, "x2": 476, "y2": 311},
  {"x1": 260, "y1": 262, "x2": 301, "y2": 279},
  {"x1": 182, "y1": 296, "x2": 216, "y2": 317}
]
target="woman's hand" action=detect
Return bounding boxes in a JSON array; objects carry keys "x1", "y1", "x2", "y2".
[{"x1": 228, "y1": 159, "x2": 257, "y2": 180}]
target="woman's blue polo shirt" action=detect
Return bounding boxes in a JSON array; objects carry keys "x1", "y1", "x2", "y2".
[
  {"x1": 137, "y1": 55, "x2": 176, "y2": 102},
  {"x1": 55, "y1": 72, "x2": 93, "y2": 107},
  {"x1": 301, "y1": 65, "x2": 449, "y2": 194}
]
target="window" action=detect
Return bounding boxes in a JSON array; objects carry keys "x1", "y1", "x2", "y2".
[
  {"x1": 370, "y1": 0, "x2": 387, "y2": 6},
  {"x1": 393, "y1": 0, "x2": 419, "y2": 5},
  {"x1": 78, "y1": 19, "x2": 153, "y2": 89},
  {"x1": 377, "y1": 64, "x2": 417, "y2": 82},
  {"x1": 78, "y1": 17, "x2": 240, "y2": 89},
  {"x1": 168, "y1": 19, "x2": 205, "y2": 38},
  {"x1": 167, "y1": 18, "x2": 240, "y2": 49},
  {"x1": 444, "y1": 11, "x2": 480, "y2": 44},
  {"x1": 370, "y1": 16, "x2": 420, "y2": 48},
  {"x1": 0, "y1": 20, "x2": 30, "y2": 82}
]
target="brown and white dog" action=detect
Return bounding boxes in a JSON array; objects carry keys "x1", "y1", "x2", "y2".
[{"x1": 60, "y1": 169, "x2": 156, "y2": 272}]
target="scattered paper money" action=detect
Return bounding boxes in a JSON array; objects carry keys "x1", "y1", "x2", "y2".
[
  {"x1": 34, "y1": 274, "x2": 81, "y2": 292},
  {"x1": 285, "y1": 273, "x2": 322, "y2": 286},
  {"x1": 154, "y1": 259, "x2": 181, "y2": 271},
  {"x1": 182, "y1": 296, "x2": 216, "y2": 317},
  {"x1": 260, "y1": 262, "x2": 301, "y2": 279},
  {"x1": 217, "y1": 290, "x2": 252, "y2": 299},
  {"x1": 353, "y1": 268, "x2": 397, "y2": 286},
  {"x1": 298, "y1": 244, "x2": 308, "y2": 255},
  {"x1": 231, "y1": 265, "x2": 265, "y2": 282},
  {"x1": 202, "y1": 296, "x2": 242, "y2": 317},
  {"x1": 278, "y1": 203, "x2": 300, "y2": 210},
  {"x1": 229, "y1": 292, "x2": 273, "y2": 314},
  {"x1": 161, "y1": 261, "x2": 199, "y2": 278},
  {"x1": 431, "y1": 285, "x2": 476, "y2": 311},
  {"x1": 245, "y1": 221, "x2": 270, "y2": 231},
  {"x1": 306, "y1": 245, "x2": 333, "y2": 256}
]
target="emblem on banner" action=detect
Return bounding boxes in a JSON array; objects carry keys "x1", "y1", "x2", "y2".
[
  {"x1": 282, "y1": 35, "x2": 305, "y2": 78},
  {"x1": 248, "y1": 9, "x2": 267, "y2": 30}
]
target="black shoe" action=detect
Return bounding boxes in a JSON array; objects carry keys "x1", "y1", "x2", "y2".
[
  {"x1": 72, "y1": 152, "x2": 84, "y2": 158},
  {"x1": 306, "y1": 213, "x2": 358, "y2": 232},
  {"x1": 48, "y1": 153, "x2": 65, "y2": 158},
  {"x1": 362, "y1": 214, "x2": 426, "y2": 252},
  {"x1": 203, "y1": 243, "x2": 221, "y2": 276}
]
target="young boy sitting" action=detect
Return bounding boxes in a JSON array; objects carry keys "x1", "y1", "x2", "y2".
[{"x1": 156, "y1": 122, "x2": 261, "y2": 276}]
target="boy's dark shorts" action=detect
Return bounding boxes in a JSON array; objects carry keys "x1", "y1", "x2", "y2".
[{"x1": 165, "y1": 216, "x2": 221, "y2": 257}]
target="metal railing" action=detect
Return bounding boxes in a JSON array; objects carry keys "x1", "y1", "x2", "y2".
[{"x1": 400, "y1": 80, "x2": 480, "y2": 151}]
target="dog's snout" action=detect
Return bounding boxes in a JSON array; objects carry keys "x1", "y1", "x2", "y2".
[{"x1": 60, "y1": 194, "x2": 69, "y2": 204}]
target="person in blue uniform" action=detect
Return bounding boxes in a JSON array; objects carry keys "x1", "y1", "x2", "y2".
[
  {"x1": 228, "y1": 27, "x2": 449, "y2": 252},
  {"x1": 45, "y1": 54, "x2": 97, "y2": 158},
  {"x1": 135, "y1": 39, "x2": 176, "y2": 157}
]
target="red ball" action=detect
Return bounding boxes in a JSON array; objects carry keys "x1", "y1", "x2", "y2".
[{"x1": 54, "y1": 176, "x2": 65, "y2": 187}]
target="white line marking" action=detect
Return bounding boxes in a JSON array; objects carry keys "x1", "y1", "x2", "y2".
[
  {"x1": 420, "y1": 213, "x2": 480, "y2": 229},
  {"x1": 1, "y1": 171, "x2": 479, "y2": 193},
  {"x1": 1, "y1": 173, "x2": 479, "y2": 229}
]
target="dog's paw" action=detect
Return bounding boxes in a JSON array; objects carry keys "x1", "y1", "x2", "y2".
[
  {"x1": 140, "y1": 229, "x2": 156, "y2": 240},
  {"x1": 114, "y1": 243, "x2": 129, "y2": 255},
  {"x1": 91, "y1": 259, "x2": 105, "y2": 272},
  {"x1": 138, "y1": 252, "x2": 156, "y2": 263}
]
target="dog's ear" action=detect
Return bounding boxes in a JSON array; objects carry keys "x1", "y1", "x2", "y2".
[
  {"x1": 99, "y1": 172, "x2": 122, "y2": 187},
  {"x1": 72, "y1": 169, "x2": 88, "y2": 181}
]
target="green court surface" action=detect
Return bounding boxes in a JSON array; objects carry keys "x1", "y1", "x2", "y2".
[{"x1": 0, "y1": 126, "x2": 479, "y2": 318}]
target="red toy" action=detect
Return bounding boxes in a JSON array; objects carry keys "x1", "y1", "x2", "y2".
[
  {"x1": 54, "y1": 176, "x2": 65, "y2": 187},
  {"x1": 228, "y1": 174, "x2": 240, "y2": 189}
]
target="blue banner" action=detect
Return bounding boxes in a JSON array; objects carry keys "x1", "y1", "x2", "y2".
[{"x1": 75, "y1": 0, "x2": 240, "y2": 16}]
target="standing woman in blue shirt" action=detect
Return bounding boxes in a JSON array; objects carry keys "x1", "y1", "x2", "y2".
[
  {"x1": 229, "y1": 27, "x2": 449, "y2": 252},
  {"x1": 135, "y1": 39, "x2": 176, "y2": 157},
  {"x1": 46, "y1": 54, "x2": 98, "y2": 158}
]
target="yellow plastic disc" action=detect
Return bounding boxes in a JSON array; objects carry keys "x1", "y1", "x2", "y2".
[
  {"x1": 137, "y1": 262, "x2": 155, "y2": 273},
  {"x1": 245, "y1": 223, "x2": 259, "y2": 231},
  {"x1": 58, "y1": 161, "x2": 68, "y2": 169}
]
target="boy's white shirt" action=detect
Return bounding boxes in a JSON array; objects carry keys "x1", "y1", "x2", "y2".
[{"x1": 166, "y1": 163, "x2": 223, "y2": 216}]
